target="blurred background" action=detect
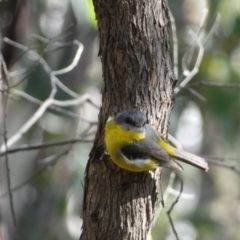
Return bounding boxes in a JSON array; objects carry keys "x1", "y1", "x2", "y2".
[{"x1": 0, "y1": 0, "x2": 239, "y2": 240}]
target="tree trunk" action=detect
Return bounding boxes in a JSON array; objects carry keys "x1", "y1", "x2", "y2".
[{"x1": 80, "y1": 0, "x2": 176, "y2": 239}]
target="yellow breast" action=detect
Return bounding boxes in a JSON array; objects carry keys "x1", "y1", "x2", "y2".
[
  {"x1": 104, "y1": 119, "x2": 148, "y2": 171},
  {"x1": 105, "y1": 119, "x2": 145, "y2": 152}
]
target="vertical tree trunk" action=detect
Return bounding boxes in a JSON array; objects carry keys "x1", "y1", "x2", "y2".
[{"x1": 81, "y1": 0, "x2": 176, "y2": 239}]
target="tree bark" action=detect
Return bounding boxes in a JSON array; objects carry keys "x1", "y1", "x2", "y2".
[{"x1": 80, "y1": 0, "x2": 176, "y2": 239}]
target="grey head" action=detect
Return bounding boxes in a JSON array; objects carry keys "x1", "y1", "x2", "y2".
[{"x1": 114, "y1": 110, "x2": 147, "y2": 134}]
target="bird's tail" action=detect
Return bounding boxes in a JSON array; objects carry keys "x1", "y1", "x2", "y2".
[{"x1": 174, "y1": 149, "x2": 209, "y2": 172}]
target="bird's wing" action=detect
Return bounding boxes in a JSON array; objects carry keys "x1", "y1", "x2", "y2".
[
  {"x1": 121, "y1": 139, "x2": 183, "y2": 171},
  {"x1": 121, "y1": 141, "x2": 153, "y2": 161}
]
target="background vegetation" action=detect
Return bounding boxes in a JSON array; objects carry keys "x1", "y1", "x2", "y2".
[{"x1": 0, "y1": 0, "x2": 239, "y2": 239}]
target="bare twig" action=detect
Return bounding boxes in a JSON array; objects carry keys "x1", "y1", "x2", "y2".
[
  {"x1": 185, "y1": 87, "x2": 207, "y2": 102},
  {"x1": 31, "y1": 23, "x2": 75, "y2": 46},
  {"x1": 167, "y1": 188, "x2": 195, "y2": 199},
  {"x1": 3, "y1": 37, "x2": 95, "y2": 108},
  {"x1": 0, "y1": 54, "x2": 11, "y2": 83},
  {"x1": 0, "y1": 98, "x2": 54, "y2": 151},
  {"x1": 153, "y1": 172, "x2": 176, "y2": 224},
  {"x1": 32, "y1": 37, "x2": 85, "y2": 98},
  {"x1": 0, "y1": 38, "x2": 95, "y2": 152},
  {"x1": 0, "y1": 137, "x2": 94, "y2": 157},
  {"x1": 51, "y1": 40, "x2": 85, "y2": 98},
  {"x1": 0, "y1": 149, "x2": 69, "y2": 199},
  {"x1": 179, "y1": 79, "x2": 240, "y2": 101},
  {"x1": 169, "y1": 10, "x2": 178, "y2": 79},
  {"x1": 49, "y1": 95, "x2": 99, "y2": 108},
  {"x1": 7, "y1": 42, "x2": 45, "y2": 71},
  {"x1": 175, "y1": 29, "x2": 204, "y2": 94},
  {"x1": 0, "y1": 54, "x2": 17, "y2": 227},
  {"x1": 55, "y1": 78, "x2": 83, "y2": 98},
  {"x1": 52, "y1": 40, "x2": 84, "y2": 75},
  {"x1": 0, "y1": 35, "x2": 90, "y2": 238},
  {"x1": 182, "y1": 9, "x2": 208, "y2": 73},
  {"x1": 10, "y1": 89, "x2": 98, "y2": 122},
  {"x1": 9, "y1": 68, "x2": 28, "y2": 77},
  {"x1": 3, "y1": 38, "x2": 85, "y2": 101},
  {"x1": 167, "y1": 177, "x2": 183, "y2": 240},
  {"x1": 3, "y1": 38, "x2": 57, "y2": 92},
  {"x1": 164, "y1": 172, "x2": 176, "y2": 202},
  {"x1": 207, "y1": 159, "x2": 240, "y2": 175},
  {"x1": 32, "y1": 34, "x2": 73, "y2": 48},
  {"x1": 8, "y1": 25, "x2": 74, "y2": 71},
  {"x1": 204, "y1": 156, "x2": 240, "y2": 161},
  {"x1": 204, "y1": 14, "x2": 221, "y2": 45},
  {"x1": 189, "y1": 80, "x2": 240, "y2": 88},
  {"x1": 174, "y1": 11, "x2": 221, "y2": 96}
]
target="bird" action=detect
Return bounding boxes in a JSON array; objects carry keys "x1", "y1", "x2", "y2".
[{"x1": 104, "y1": 109, "x2": 208, "y2": 172}]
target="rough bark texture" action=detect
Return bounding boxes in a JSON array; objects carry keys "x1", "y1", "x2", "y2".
[{"x1": 81, "y1": 0, "x2": 176, "y2": 239}]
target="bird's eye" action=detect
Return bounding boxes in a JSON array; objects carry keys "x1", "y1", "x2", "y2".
[
  {"x1": 125, "y1": 117, "x2": 134, "y2": 125},
  {"x1": 125, "y1": 117, "x2": 145, "y2": 128}
]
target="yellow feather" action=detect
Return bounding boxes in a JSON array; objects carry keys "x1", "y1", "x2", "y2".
[
  {"x1": 159, "y1": 138, "x2": 177, "y2": 157},
  {"x1": 104, "y1": 111, "x2": 208, "y2": 172},
  {"x1": 105, "y1": 119, "x2": 158, "y2": 171}
]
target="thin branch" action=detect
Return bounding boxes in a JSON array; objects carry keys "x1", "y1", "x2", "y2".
[
  {"x1": 7, "y1": 65, "x2": 37, "y2": 89},
  {"x1": 0, "y1": 137, "x2": 94, "y2": 157},
  {"x1": 3, "y1": 37, "x2": 95, "y2": 106},
  {"x1": 167, "y1": 177, "x2": 183, "y2": 240},
  {"x1": 204, "y1": 156, "x2": 240, "y2": 161},
  {"x1": 3, "y1": 38, "x2": 57, "y2": 92},
  {"x1": 0, "y1": 54, "x2": 11, "y2": 84},
  {"x1": 174, "y1": 11, "x2": 221, "y2": 96},
  {"x1": 52, "y1": 40, "x2": 84, "y2": 75},
  {"x1": 167, "y1": 188, "x2": 195, "y2": 200},
  {"x1": 5, "y1": 39, "x2": 71, "y2": 89},
  {"x1": 185, "y1": 87, "x2": 207, "y2": 102},
  {"x1": 177, "y1": 79, "x2": 240, "y2": 102},
  {"x1": 32, "y1": 34, "x2": 73, "y2": 48},
  {"x1": 3, "y1": 38, "x2": 85, "y2": 101},
  {"x1": 207, "y1": 159, "x2": 240, "y2": 175},
  {"x1": 0, "y1": 35, "x2": 88, "y2": 236},
  {"x1": 153, "y1": 172, "x2": 176, "y2": 224},
  {"x1": 54, "y1": 78, "x2": 83, "y2": 98},
  {"x1": 50, "y1": 95, "x2": 100, "y2": 108},
  {"x1": 51, "y1": 40, "x2": 85, "y2": 98},
  {"x1": 10, "y1": 89, "x2": 98, "y2": 123},
  {"x1": 155, "y1": 137, "x2": 181, "y2": 220},
  {"x1": 39, "y1": 148, "x2": 70, "y2": 165},
  {"x1": 0, "y1": 149, "x2": 69, "y2": 199},
  {"x1": 31, "y1": 23, "x2": 75, "y2": 47},
  {"x1": 179, "y1": 79, "x2": 240, "y2": 101},
  {"x1": 175, "y1": 29, "x2": 204, "y2": 94},
  {"x1": 7, "y1": 43, "x2": 46, "y2": 71},
  {"x1": 169, "y1": 10, "x2": 178, "y2": 79},
  {"x1": 29, "y1": 36, "x2": 85, "y2": 99},
  {"x1": 8, "y1": 25, "x2": 74, "y2": 71},
  {"x1": 203, "y1": 14, "x2": 221, "y2": 46},
  {"x1": 9, "y1": 88, "x2": 51, "y2": 105},
  {"x1": 0, "y1": 97, "x2": 54, "y2": 151},
  {"x1": 0, "y1": 54, "x2": 17, "y2": 227},
  {"x1": 189, "y1": 80, "x2": 240, "y2": 88},
  {"x1": 0, "y1": 39, "x2": 92, "y2": 152},
  {"x1": 182, "y1": 9, "x2": 208, "y2": 73},
  {"x1": 9, "y1": 68, "x2": 28, "y2": 77},
  {"x1": 164, "y1": 172, "x2": 176, "y2": 202}
]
